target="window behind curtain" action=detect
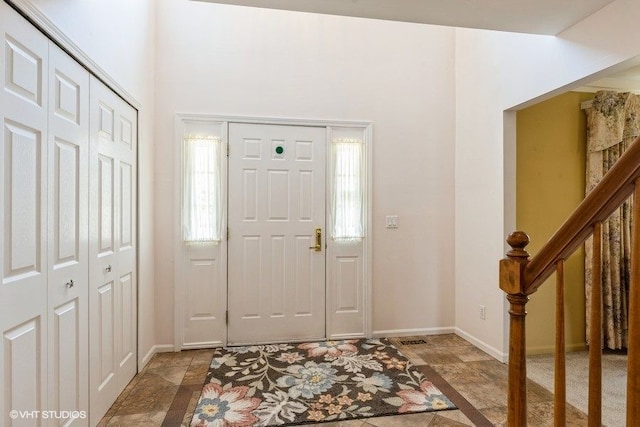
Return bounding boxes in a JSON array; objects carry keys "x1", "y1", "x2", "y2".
[
  {"x1": 331, "y1": 138, "x2": 364, "y2": 241},
  {"x1": 183, "y1": 135, "x2": 222, "y2": 243}
]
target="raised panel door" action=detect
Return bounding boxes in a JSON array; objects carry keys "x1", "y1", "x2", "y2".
[
  {"x1": 47, "y1": 42, "x2": 89, "y2": 427},
  {"x1": 228, "y1": 123, "x2": 326, "y2": 345},
  {"x1": 0, "y1": 4, "x2": 49, "y2": 424},
  {"x1": 88, "y1": 76, "x2": 137, "y2": 426}
]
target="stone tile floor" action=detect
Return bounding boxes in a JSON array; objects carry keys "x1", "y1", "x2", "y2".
[{"x1": 98, "y1": 334, "x2": 589, "y2": 426}]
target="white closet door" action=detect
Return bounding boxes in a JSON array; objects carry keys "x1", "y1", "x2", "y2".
[
  {"x1": 88, "y1": 76, "x2": 137, "y2": 426},
  {"x1": 0, "y1": 3, "x2": 50, "y2": 424},
  {"x1": 47, "y1": 42, "x2": 90, "y2": 426}
]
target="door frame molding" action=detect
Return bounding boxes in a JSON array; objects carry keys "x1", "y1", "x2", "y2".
[{"x1": 174, "y1": 114, "x2": 372, "y2": 349}]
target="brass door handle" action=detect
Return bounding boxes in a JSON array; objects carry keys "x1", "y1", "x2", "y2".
[{"x1": 309, "y1": 227, "x2": 322, "y2": 251}]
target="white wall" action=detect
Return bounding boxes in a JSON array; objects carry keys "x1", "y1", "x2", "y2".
[
  {"x1": 25, "y1": 0, "x2": 640, "y2": 364},
  {"x1": 22, "y1": 0, "x2": 157, "y2": 366},
  {"x1": 454, "y1": 0, "x2": 640, "y2": 359},
  {"x1": 154, "y1": 0, "x2": 457, "y2": 345}
]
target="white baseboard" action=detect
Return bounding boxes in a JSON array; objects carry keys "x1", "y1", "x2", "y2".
[
  {"x1": 139, "y1": 344, "x2": 175, "y2": 369},
  {"x1": 455, "y1": 328, "x2": 507, "y2": 362},
  {"x1": 372, "y1": 326, "x2": 455, "y2": 338}
]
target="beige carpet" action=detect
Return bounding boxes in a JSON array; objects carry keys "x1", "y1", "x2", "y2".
[{"x1": 527, "y1": 351, "x2": 627, "y2": 426}]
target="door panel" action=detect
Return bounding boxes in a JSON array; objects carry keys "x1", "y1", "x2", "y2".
[
  {"x1": 89, "y1": 76, "x2": 137, "y2": 426},
  {"x1": 0, "y1": 4, "x2": 49, "y2": 423},
  {"x1": 98, "y1": 154, "x2": 115, "y2": 253},
  {"x1": 3, "y1": 319, "x2": 42, "y2": 418},
  {"x1": 90, "y1": 96, "x2": 118, "y2": 423},
  {"x1": 4, "y1": 122, "x2": 43, "y2": 278},
  {"x1": 47, "y1": 42, "x2": 89, "y2": 426},
  {"x1": 52, "y1": 299, "x2": 81, "y2": 418},
  {"x1": 120, "y1": 162, "x2": 133, "y2": 249},
  {"x1": 183, "y1": 248, "x2": 225, "y2": 347},
  {"x1": 228, "y1": 123, "x2": 326, "y2": 345},
  {"x1": 118, "y1": 272, "x2": 134, "y2": 367},
  {"x1": 97, "y1": 282, "x2": 115, "y2": 387}
]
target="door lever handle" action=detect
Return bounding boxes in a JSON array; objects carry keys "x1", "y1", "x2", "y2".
[{"x1": 309, "y1": 227, "x2": 322, "y2": 251}]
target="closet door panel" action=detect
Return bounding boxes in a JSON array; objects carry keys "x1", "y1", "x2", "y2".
[
  {"x1": 118, "y1": 272, "x2": 134, "y2": 370},
  {"x1": 3, "y1": 320, "x2": 42, "y2": 421},
  {"x1": 97, "y1": 281, "x2": 115, "y2": 383},
  {"x1": 115, "y1": 104, "x2": 137, "y2": 385},
  {"x1": 89, "y1": 76, "x2": 137, "y2": 426},
  {"x1": 47, "y1": 42, "x2": 89, "y2": 426},
  {"x1": 89, "y1": 79, "x2": 118, "y2": 425},
  {"x1": 0, "y1": 2, "x2": 49, "y2": 423}
]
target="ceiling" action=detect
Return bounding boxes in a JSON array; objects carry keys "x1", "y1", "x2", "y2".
[
  {"x1": 192, "y1": 0, "x2": 616, "y2": 35},
  {"x1": 579, "y1": 64, "x2": 640, "y2": 94},
  {"x1": 193, "y1": 0, "x2": 640, "y2": 89}
]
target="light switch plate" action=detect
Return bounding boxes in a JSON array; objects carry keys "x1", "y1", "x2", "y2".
[{"x1": 386, "y1": 215, "x2": 398, "y2": 229}]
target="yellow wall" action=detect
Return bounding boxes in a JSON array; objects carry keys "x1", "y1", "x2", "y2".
[{"x1": 516, "y1": 91, "x2": 593, "y2": 354}]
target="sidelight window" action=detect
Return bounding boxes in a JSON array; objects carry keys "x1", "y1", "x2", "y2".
[
  {"x1": 183, "y1": 135, "x2": 222, "y2": 243},
  {"x1": 331, "y1": 138, "x2": 364, "y2": 241}
]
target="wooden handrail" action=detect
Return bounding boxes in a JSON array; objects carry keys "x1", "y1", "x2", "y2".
[
  {"x1": 500, "y1": 134, "x2": 640, "y2": 426},
  {"x1": 523, "y1": 135, "x2": 640, "y2": 294}
]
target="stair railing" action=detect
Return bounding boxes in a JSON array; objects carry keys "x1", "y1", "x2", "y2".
[{"x1": 500, "y1": 134, "x2": 640, "y2": 426}]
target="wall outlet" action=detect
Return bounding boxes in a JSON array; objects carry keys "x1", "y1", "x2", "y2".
[{"x1": 479, "y1": 305, "x2": 486, "y2": 320}]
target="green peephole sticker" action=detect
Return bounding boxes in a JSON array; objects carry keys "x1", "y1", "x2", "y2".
[{"x1": 275, "y1": 146, "x2": 284, "y2": 154}]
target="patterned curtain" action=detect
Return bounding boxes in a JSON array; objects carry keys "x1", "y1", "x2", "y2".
[{"x1": 585, "y1": 90, "x2": 640, "y2": 350}]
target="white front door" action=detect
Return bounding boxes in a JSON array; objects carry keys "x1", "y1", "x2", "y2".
[{"x1": 228, "y1": 123, "x2": 326, "y2": 345}]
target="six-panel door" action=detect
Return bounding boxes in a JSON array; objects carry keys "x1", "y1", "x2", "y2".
[
  {"x1": 89, "y1": 76, "x2": 137, "y2": 426},
  {"x1": 47, "y1": 43, "x2": 90, "y2": 427},
  {"x1": 0, "y1": 7, "x2": 50, "y2": 424},
  {"x1": 228, "y1": 123, "x2": 326, "y2": 345}
]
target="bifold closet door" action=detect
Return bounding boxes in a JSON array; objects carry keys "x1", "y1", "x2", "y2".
[
  {"x1": 89, "y1": 76, "x2": 138, "y2": 426},
  {"x1": 47, "y1": 42, "x2": 90, "y2": 426},
  {"x1": 0, "y1": 3, "x2": 50, "y2": 423},
  {"x1": 1, "y1": 3, "x2": 137, "y2": 425}
]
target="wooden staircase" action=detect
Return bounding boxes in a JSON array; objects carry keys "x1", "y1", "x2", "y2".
[{"x1": 500, "y1": 135, "x2": 640, "y2": 426}]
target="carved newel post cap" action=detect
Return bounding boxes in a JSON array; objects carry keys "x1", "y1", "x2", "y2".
[{"x1": 506, "y1": 231, "x2": 530, "y2": 258}]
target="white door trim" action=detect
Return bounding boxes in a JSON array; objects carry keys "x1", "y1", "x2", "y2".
[{"x1": 174, "y1": 114, "x2": 372, "y2": 348}]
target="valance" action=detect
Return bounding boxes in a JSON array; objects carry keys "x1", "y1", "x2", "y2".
[{"x1": 587, "y1": 90, "x2": 640, "y2": 152}]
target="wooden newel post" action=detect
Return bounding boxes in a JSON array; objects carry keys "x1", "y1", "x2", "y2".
[{"x1": 500, "y1": 231, "x2": 531, "y2": 427}]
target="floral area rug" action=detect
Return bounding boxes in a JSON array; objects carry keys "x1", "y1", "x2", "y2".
[{"x1": 190, "y1": 338, "x2": 456, "y2": 426}]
